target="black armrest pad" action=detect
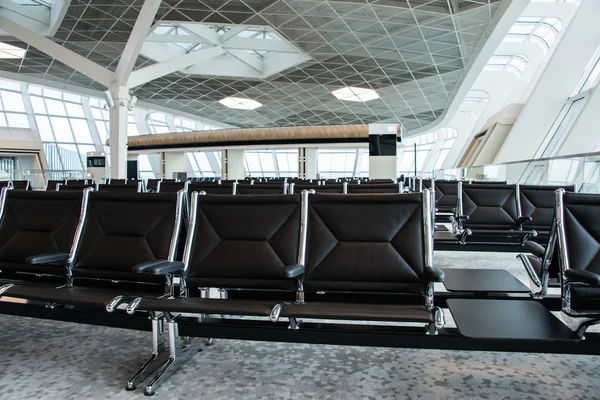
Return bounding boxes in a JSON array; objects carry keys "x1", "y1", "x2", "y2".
[
  {"x1": 281, "y1": 263, "x2": 305, "y2": 278},
  {"x1": 424, "y1": 266, "x2": 445, "y2": 282},
  {"x1": 565, "y1": 270, "x2": 600, "y2": 286},
  {"x1": 518, "y1": 216, "x2": 533, "y2": 223},
  {"x1": 133, "y1": 260, "x2": 185, "y2": 275},
  {"x1": 524, "y1": 241, "x2": 545, "y2": 258},
  {"x1": 26, "y1": 253, "x2": 70, "y2": 265}
]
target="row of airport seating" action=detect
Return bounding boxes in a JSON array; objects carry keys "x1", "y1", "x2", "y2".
[{"x1": 0, "y1": 187, "x2": 443, "y2": 394}]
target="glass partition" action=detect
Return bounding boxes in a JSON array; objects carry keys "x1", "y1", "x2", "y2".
[{"x1": 434, "y1": 151, "x2": 600, "y2": 193}]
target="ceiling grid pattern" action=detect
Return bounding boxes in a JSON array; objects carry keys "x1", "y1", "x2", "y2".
[{"x1": 0, "y1": 0, "x2": 503, "y2": 130}]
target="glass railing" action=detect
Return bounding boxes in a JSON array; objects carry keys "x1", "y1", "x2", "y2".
[
  {"x1": 0, "y1": 170, "x2": 87, "y2": 190},
  {"x1": 433, "y1": 151, "x2": 600, "y2": 193}
]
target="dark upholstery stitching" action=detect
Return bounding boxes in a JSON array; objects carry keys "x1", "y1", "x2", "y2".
[
  {"x1": 565, "y1": 207, "x2": 600, "y2": 271},
  {"x1": 307, "y1": 205, "x2": 339, "y2": 273}
]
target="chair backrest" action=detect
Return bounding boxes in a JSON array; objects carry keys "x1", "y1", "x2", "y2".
[
  {"x1": 157, "y1": 181, "x2": 186, "y2": 193},
  {"x1": 57, "y1": 183, "x2": 97, "y2": 192},
  {"x1": 435, "y1": 180, "x2": 459, "y2": 209},
  {"x1": 557, "y1": 191, "x2": 600, "y2": 275},
  {"x1": 460, "y1": 183, "x2": 520, "y2": 229},
  {"x1": 291, "y1": 183, "x2": 344, "y2": 194},
  {"x1": 65, "y1": 179, "x2": 88, "y2": 185},
  {"x1": 146, "y1": 179, "x2": 162, "y2": 192},
  {"x1": 46, "y1": 180, "x2": 64, "y2": 191},
  {"x1": 235, "y1": 183, "x2": 286, "y2": 195},
  {"x1": 98, "y1": 183, "x2": 142, "y2": 193},
  {"x1": 184, "y1": 193, "x2": 302, "y2": 291},
  {"x1": 520, "y1": 184, "x2": 575, "y2": 231},
  {"x1": 305, "y1": 193, "x2": 430, "y2": 294},
  {"x1": 10, "y1": 180, "x2": 30, "y2": 190},
  {"x1": 0, "y1": 189, "x2": 83, "y2": 265},
  {"x1": 72, "y1": 191, "x2": 183, "y2": 284},
  {"x1": 471, "y1": 181, "x2": 507, "y2": 185},
  {"x1": 346, "y1": 183, "x2": 400, "y2": 194},
  {"x1": 188, "y1": 182, "x2": 234, "y2": 195}
]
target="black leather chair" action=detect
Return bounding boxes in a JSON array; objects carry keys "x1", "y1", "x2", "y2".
[
  {"x1": 235, "y1": 183, "x2": 287, "y2": 194},
  {"x1": 280, "y1": 192, "x2": 444, "y2": 331},
  {"x1": 45, "y1": 179, "x2": 65, "y2": 191},
  {"x1": 11, "y1": 180, "x2": 31, "y2": 190},
  {"x1": 0, "y1": 190, "x2": 184, "y2": 309},
  {"x1": 519, "y1": 184, "x2": 576, "y2": 243},
  {"x1": 98, "y1": 183, "x2": 143, "y2": 193},
  {"x1": 434, "y1": 180, "x2": 459, "y2": 215},
  {"x1": 146, "y1": 179, "x2": 163, "y2": 193},
  {"x1": 124, "y1": 193, "x2": 304, "y2": 395},
  {"x1": 188, "y1": 182, "x2": 234, "y2": 195},
  {"x1": 156, "y1": 181, "x2": 186, "y2": 193},
  {"x1": 290, "y1": 183, "x2": 343, "y2": 194},
  {"x1": 453, "y1": 183, "x2": 535, "y2": 245},
  {"x1": 345, "y1": 183, "x2": 401, "y2": 193},
  {"x1": 0, "y1": 188, "x2": 83, "y2": 284},
  {"x1": 57, "y1": 182, "x2": 97, "y2": 191},
  {"x1": 555, "y1": 189, "x2": 600, "y2": 338}
]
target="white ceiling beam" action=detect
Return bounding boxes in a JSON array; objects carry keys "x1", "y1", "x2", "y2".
[
  {"x1": 226, "y1": 49, "x2": 264, "y2": 74},
  {"x1": 222, "y1": 37, "x2": 299, "y2": 53},
  {"x1": 0, "y1": 15, "x2": 113, "y2": 87},
  {"x1": 0, "y1": 0, "x2": 49, "y2": 24},
  {"x1": 219, "y1": 26, "x2": 246, "y2": 42},
  {"x1": 145, "y1": 34, "x2": 205, "y2": 44},
  {"x1": 114, "y1": 0, "x2": 161, "y2": 86},
  {"x1": 128, "y1": 46, "x2": 225, "y2": 88},
  {"x1": 183, "y1": 25, "x2": 221, "y2": 46}
]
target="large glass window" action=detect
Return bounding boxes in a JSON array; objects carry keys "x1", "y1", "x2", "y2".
[
  {"x1": 503, "y1": 17, "x2": 562, "y2": 50},
  {"x1": 244, "y1": 149, "x2": 299, "y2": 178},
  {"x1": 0, "y1": 81, "x2": 29, "y2": 129},
  {"x1": 187, "y1": 152, "x2": 220, "y2": 177},
  {"x1": 398, "y1": 132, "x2": 438, "y2": 176},
  {"x1": 29, "y1": 86, "x2": 95, "y2": 170},
  {"x1": 434, "y1": 129, "x2": 458, "y2": 171},
  {"x1": 317, "y1": 149, "x2": 358, "y2": 179},
  {"x1": 148, "y1": 113, "x2": 170, "y2": 134}
]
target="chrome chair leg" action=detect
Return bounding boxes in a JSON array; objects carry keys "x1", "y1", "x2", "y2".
[
  {"x1": 126, "y1": 318, "x2": 165, "y2": 391},
  {"x1": 144, "y1": 321, "x2": 203, "y2": 396}
]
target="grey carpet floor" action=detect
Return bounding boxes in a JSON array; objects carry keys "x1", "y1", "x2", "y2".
[{"x1": 1, "y1": 252, "x2": 599, "y2": 400}]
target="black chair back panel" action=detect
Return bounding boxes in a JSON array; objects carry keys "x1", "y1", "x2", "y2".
[
  {"x1": 188, "y1": 183, "x2": 233, "y2": 195},
  {"x1": 520, "y1": 185, "x2": 575, "y2": 230},
  {"x1": 236, "y1": 184, "x2": 284, "y2": 194},
  {"x1": 0, "y1": 191, "x2": 82, "y2": 264},
  {"x1": 435, "y1": 181, "x2": 458, "y2": 208},
  {"x1": 346, "y1": 184, "x2": 399, "y2": 193},
  {"x1": 11, "y1": 181, "x2": 29, "y2": 190},
  {"x1": 292, "y1": 184, "x2": 343, "y2": 194},
  {"x1": 305, "y1": 194, "x2": 426, "y2": 293},
  {"x1": 563, "y1": 194, "x2": 600, "y2": 275},
  {"x1": 73, "y1": 193, "x2": 177, "y2": 280},
  {"x1": 186, "y1": 195, "x2": 301, "y2": 290},
  {"x1": 158, "y1": 181, "x2": 186, "y2": 193},
  {"x1": 462, "y1": 185, "x2": 519, "y2": 228},
  {"x1": 98, "y1": 184, "x2": 139, "y2": 192}
]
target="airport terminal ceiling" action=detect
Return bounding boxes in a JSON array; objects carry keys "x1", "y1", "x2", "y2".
[{"x1": 0, "y1": 0, "x2": 505, "y2": 130}]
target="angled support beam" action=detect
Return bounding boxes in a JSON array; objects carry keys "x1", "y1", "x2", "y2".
[
  {"x1": 0, "y1": 0, "x2": 49, "y2": 24},
  {"x1": 227, "y1": 49, "x2": 263, "y2": 74},
  {"x1": 114, "y1": 0, "x2": 161, "y2": 86},
  {"x1": 128, "y1": 46, "x2": 225, "y2": 88},
  {"x1": 184, "y1": 25, "x2": 221, "y2": 46},
  {"x1": 0, "y1": 15, "x2": 113, "y2": 87},
  {"x1": 222, "y1": 37, "x2": 298, "y2": 53},
  {"x1": 219, "y1": 26, "x2": 246, "y2": 42},
  {"x1": 145, "y1": 34, "x2": 204, "y2": 44}
]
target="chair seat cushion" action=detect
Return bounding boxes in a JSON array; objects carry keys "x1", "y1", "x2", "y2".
[
  {"x1": 136, "y1": 297, "x2": 280, "y2": 316},
  {"x1": 0, "y1": 285, "x2": 157, "y2": 308},
  {"x1": 281, "y1": 302, "x2": 434, "y2": 322}
]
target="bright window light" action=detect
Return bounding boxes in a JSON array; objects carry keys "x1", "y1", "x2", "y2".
[
  {"x1": 219, "y1": 97, "x2": 262, "y2": 110},
  {"x1": 332, "y1": 87, "x2": 380, "y2": 102},
  {"x1": 0, "y1": 42, "x2": 26, "y2": 59}
]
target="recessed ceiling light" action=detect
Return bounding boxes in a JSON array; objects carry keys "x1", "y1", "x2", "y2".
[
  {"x1": 219, "y1": 97, "x2": 262, "y2": 110},
  {"x1": 332, "y1": 86, "x2": 380, "y2": 102},
  {"x1": 0, "y1": 42, "x2": 26, "y2": 59}
]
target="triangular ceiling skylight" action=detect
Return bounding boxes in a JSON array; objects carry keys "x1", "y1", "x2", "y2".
[{"x1": 140, "y1": 22, "x2": 312, "y2": 80}]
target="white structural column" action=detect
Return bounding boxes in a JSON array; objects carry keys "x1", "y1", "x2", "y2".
[
  {"x1": 222, "y1": 149, "x2": 245, "y2": 180},
  {"x1": 301, "y1": 148, "x2": 318, "y2": 179},
  {"x1": 494, "y1": 0, "x2": 600, "y2": 162},
  {"x1": 161, "y1": 152, "x2": 185, "y2": 179},
  {"x1": 108, "y1": 86, "x2": 130, "y2": 179}
]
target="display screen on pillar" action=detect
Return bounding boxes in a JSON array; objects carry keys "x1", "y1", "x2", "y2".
[
  {"x1": 127, "y1": 160, "x2": 138, "y2": 180},
  {"x1": 87, "y1": 157, "x2": 106, "y2": 168},
  {"x1": 369, "y1": 134, "x2": 398, "y2": 156}
]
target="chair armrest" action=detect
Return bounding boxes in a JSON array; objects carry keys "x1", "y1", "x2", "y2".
[
  {"x1": 26, "y1": 253, "x2": 70, "y2": 265},
  {"x1": 456, "y1": 215, "x2": 469, "y2": 221},
  {"x1": 524, "y1": 241, "x2": 545, "y2": 259},
  {"x1": 424, "y1": 266, "x2": 445, "y2": 282},
  {"x1": 281, "y1": 263, "x2": 305, "y2": 278},
  {"x1": 133, "y1": 260, "x2": 185, "y2": 275},
  {"x1": 517, "y1": 216, "x2": 532, "y2": 229},
  {"x1": 565, "y1": 270, "x2": 600, "y2": 286}
]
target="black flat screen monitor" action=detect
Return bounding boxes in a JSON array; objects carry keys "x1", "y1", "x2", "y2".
[
  {"x1": 87, "y1": 156, "x2": 106, "y2": 168},
  {"x1": 369, "y1": 134, "x2": 398, "y2": 156}
]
